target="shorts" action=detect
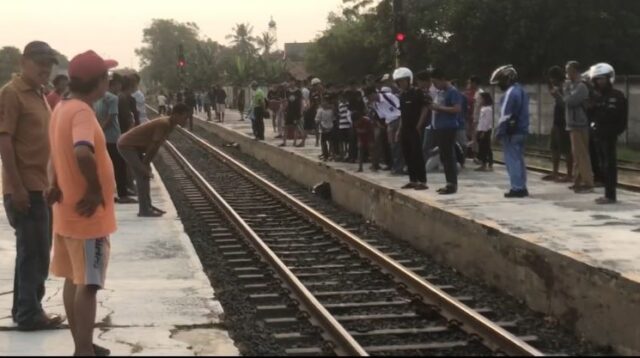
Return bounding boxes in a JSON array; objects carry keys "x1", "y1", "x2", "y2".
[
  {"x1": 550, "y1": 126, "x2": 571, "y2": 155},
  {"x1": 51, "y1": 235, "x2": 110, "y2": 289},
  {"x1": 216, "y1": 103, "x2": 226, "y2": 113}
]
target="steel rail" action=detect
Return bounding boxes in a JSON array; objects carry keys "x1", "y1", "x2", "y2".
[
  {"x1": 163, "y1": 140, "x2": 368, "y2": 356},
  {"x1": 177, "y1": 126, "x2": 545, "y2": 356}
]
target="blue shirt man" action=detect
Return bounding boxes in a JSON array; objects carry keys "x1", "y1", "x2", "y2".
[
  {"x1": 497, "y1": 83, "x2": 529, "y2": 138},
  {"x1": 432, "y1": 86, "x2": 462, "y2": 130},
  {"x1": 94, "y1": 91, "x2": 120, "y2": 143}
]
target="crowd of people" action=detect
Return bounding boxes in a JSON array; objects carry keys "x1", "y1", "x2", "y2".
[
  {"x1": 0, "y1": 41, "x2": 191, "y2": 355},
  {"x1": 243, "y1": 62, "x2": 626, "y2": 202},
  {"x1": 156, "y1": 86, "x2": 229, "y2": 127}
]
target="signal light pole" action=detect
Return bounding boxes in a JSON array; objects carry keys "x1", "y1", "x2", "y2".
[{"x1": 393, "y1": 0, "x2": 406, "y2": 67}]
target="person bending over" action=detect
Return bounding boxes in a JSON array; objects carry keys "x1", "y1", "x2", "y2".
[{"x1": 117, "y1": 104, "x2": 189, "y2": 217}]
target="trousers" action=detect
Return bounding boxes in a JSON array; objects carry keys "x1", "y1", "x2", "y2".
[
  {"x1": 4, "y1": 192, "x2": 50, "y2": 325},
  {"x1": 502, "y1": 134, "x2": 528, "y2": 191},
  {"x1": 119, "y1": 146, "x2": 152, "y2": 214},
  {"x1": 434, "y1": 128, "x2": 458, "y2": 187},
  {"x1": 595, "y1": 136, "x2": 618, "y2": 201},
  {"x1": 401, "y1": 129, "x2": 427, "y2": 183}
]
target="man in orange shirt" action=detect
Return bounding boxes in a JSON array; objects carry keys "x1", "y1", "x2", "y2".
[
  {"x1": 117, "y1": 104, "x2": 189, "y2": 217},
  {"x1": 48, "y1": 50, "x2": 118, "y2": 356}
]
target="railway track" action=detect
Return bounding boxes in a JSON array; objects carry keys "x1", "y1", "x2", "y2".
[
  {"x1": 160, "y1": 126, "x2": 544, "y2": 356},
  {"x1": 492, "y1": 148, "x2": 639, "y2": 192},
  {"x1": 521, "y1": 147, "x2": 640, "y2": 173}
]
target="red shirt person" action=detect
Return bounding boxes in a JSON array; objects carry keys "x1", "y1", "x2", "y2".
[{"x1": 46, "y1": 74, "x2": 69, "y2": 109}]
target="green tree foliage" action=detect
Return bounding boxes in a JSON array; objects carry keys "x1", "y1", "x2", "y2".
[
  {"x1": 0, "y1": 46, "x2": 21, "y2": 86},
  {"x1": 256, "y1": 32, "x2": 277, "y2": 56},
  {"x1": 308, "y1": 0, "x2": 640, "y2": 83},
  {"x1": 137, "y1": 19, "x2": 287, "y2": 92}
]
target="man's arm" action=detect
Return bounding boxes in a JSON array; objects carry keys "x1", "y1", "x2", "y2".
[
  {"x1": 142, "y1": 140, "x2": 163, "y2": 166},
  {"x1": 417, "y1": 107, "x2": 429, "y2": 132},
  {"x1": 74, "y1": 146, "x2": 103, "y2": 217},
  {"x1": 0, "y1": 135, "x2": 27, "y2": 195},
  {"x1": 0, "y1": 89, "x2": 30, "y2": 211},
  {"x1": 564, "y1": 82, "x2": 588, "y2": 107}
]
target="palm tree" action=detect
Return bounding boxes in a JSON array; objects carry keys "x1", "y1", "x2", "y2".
[
  {"x1": 226, "y1": 23, "x2": 257, "y2": 57},
  {"x1": 256, "y1": 32, "x2": 277, "y2": 56}
]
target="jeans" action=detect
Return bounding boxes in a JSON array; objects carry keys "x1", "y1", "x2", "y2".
[
  {"x1": 4, "y1": 192, "x2": 50, "y2": 326},
  {"x1": 119, "y1": 146, "x2": 152, "y2": 214},
  {"x1": 254, "y1": 107, "x2": 265, "y2": 140},
  {"x1": 401, "y1": 129, "x2": 427, "y2": 183},
  {"x1": 434, "y1": 129, "x2": 458, "y2": 187},
  {"x1": 502, "y1": 134, "x2": 528, "y2": 191},
  {"x1": 595, "y1": 136, "x2": 618, "y2": 201},
  {"x1": 387, "y1": 120, "x2": 405, "y2": 174}
]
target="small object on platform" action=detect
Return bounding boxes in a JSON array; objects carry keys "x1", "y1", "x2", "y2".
[{"x1": 312, "y1": 182, "x2": 332, "y2": 201}]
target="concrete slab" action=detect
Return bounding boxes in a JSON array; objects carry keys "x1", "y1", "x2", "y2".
[
  {"x1": 0, "y1": 166, "x2": 239, "y2": 356},
  {"x1": 195, "y1": 109, "x2": 640, "y2": 355}
]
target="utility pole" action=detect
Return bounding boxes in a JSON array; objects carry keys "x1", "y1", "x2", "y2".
[{"x1": 393, "y1": 0, "x2": 407, "y2": 67}]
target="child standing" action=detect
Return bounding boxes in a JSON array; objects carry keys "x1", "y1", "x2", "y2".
[
  {"x1": 355, "y1": 114, "x2": 375, "y2": 172},
  {"x1": 338, "y1": 94, "x2": 352, "y2": 161},
  {"x1": 315, "y1": 96, "x2": 335, "y2": 161},
  {"x1": 475, "y1": 92, "x2": 494, "y2": 171}
]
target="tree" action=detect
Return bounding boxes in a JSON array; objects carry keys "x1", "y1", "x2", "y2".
[
  {"x1": 0, "y1": 46, "x2": 21, "y2": 86},
  {"x1": 256, "y1": 32, "x2": 277, "y2": 56},
  {"x1": 308, "y1": 0, "x2": 640, "y2": 83},
  {"x1": 226, "y1": 23, "x2": 257, "y2": 57},
  {"x1": 136, "y1": 19, "x2": 201, "y2": 91}
]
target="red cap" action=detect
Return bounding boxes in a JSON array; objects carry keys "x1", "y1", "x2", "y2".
[{"x1": 68, "y1": 51, "x2": 118, "y2": 81}]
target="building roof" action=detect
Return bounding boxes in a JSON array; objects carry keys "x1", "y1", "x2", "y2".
[{"x1": 284, "y1": 42, "x2": 310, "y2": 62}]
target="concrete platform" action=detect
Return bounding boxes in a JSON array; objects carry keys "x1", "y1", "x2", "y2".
[
  {"x1": 195, "y1": 109, "x2": 640, "y2": 355},
  {"x1": 0, "y1": 166, "x2": 239, "y2": 356}
]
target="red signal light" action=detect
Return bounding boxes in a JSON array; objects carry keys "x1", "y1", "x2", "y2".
[
  {"x1": 178, "y1": 60, "x2": 186, "y2": 68},
  {"x1": 396, "y1": 33, "x2": 406, "y2": 42}
]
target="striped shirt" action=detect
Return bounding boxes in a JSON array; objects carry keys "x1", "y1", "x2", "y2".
[{"x1": 338, "y1": 102, "x2": 352, "y2": 129}]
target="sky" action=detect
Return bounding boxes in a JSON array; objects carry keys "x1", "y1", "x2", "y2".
[{"x1": 0, "y1": 0, "x2": 345, "y2": 70}]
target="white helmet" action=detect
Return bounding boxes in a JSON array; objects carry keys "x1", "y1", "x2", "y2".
[
  {"x1": 490, "y1": 65, "x2": 518, "y2": 85},
  {"x1": 589, "y1": 63, "x2": 616, "y2": 84},
  {"x1": 311, "y1": 78, "x2": 322, "y2": 86},
  {"x1": 393, "y1": 67, "x2": 413, "y2": 84}
]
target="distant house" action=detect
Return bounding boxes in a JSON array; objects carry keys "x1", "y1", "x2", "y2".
[{"x1": 284, "y1": 42, "x2": 311, "y2": 80}]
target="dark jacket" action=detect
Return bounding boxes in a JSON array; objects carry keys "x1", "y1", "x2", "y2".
[{"x1": 590, "y1": 87, "x2": 628, "y2": 138}]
